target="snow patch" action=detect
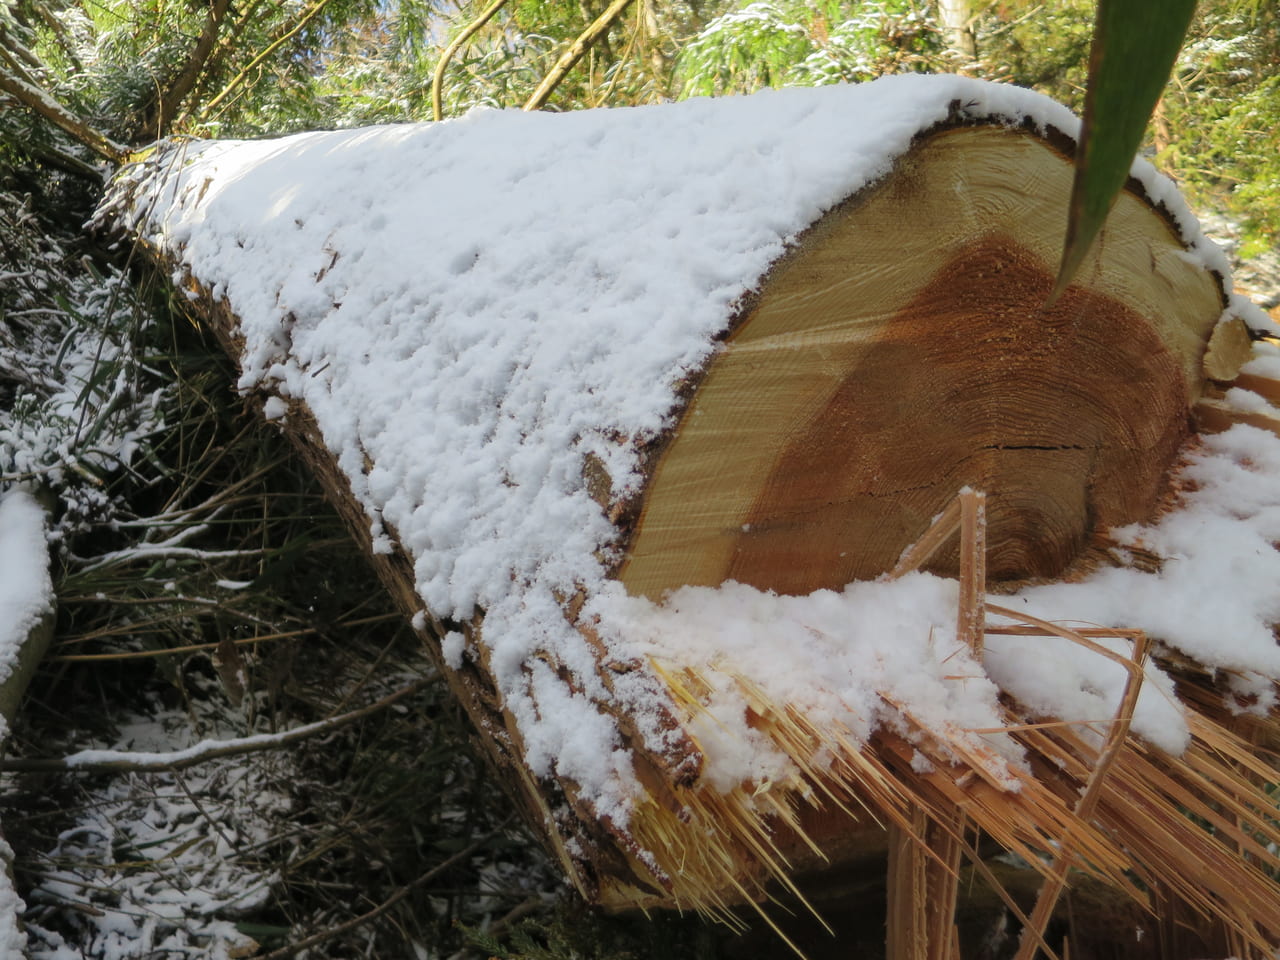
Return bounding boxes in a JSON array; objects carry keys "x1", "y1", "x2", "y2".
[{"x1": 262, "y1": 395, "x2": 288, "y2": 420}]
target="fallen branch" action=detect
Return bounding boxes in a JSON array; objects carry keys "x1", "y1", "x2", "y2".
[
  {"x1": 1, "y1": 676, "x2": 433, "y2": 774},
  {"x1": 0, "y1": 64, "x2": 127, "y2": 163},
  {"x1": 74, "y1": 544, "x2": 265, "y2": 572},
  {"x1": 71, "y1": 516, "x2": 262, "y2": 572},
  {"x1": 20, "y1": 136, "x2": 103, "y2": 181}
]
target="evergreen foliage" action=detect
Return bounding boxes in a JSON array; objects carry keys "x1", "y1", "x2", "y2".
[
  {"x1": 0, "y1": 186, "x2": 163, "y2": 540},
  {"x1": 675, "y1": 0, "x2": 948, "y2": 96},
  {"x1": 1163, "y1": 0, "x2": 1280, "y2": 250}
]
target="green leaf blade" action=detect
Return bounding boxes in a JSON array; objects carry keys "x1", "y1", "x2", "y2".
[{"x1": 1054, "y1": 0, "x2": 1198, "y2": 297}]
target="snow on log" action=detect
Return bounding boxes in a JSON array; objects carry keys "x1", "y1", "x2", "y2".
[{"x1": 100, "y1": 75, "x2": 1280, "y2": 950}]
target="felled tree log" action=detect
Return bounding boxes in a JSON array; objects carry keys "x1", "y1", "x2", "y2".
[{"x1": 99, "y1": 75, "x2": 1280, "y2": 953}]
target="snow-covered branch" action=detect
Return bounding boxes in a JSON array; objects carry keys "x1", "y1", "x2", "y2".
[{"x1": 0, "y1": 61, "x2": 126, "y2": 162}]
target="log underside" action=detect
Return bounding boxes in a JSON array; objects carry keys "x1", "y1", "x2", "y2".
[{"x1": 618, "y1": 125, "x2": 1225, "y2": 598}]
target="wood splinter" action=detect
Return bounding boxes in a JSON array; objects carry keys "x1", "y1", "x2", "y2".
[
  {"x1": 888, "y1": 487, "x2": 988, "y2": 655},
  {"x1": 885, "y1": 487, "x2": 986, "y2": 960}
]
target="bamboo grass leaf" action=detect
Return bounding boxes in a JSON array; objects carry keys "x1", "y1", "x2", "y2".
[{"x1": 1054, "y1": 0, "x2": 1198, "y2": 298}]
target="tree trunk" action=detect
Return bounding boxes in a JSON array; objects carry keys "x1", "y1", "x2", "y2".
[
  {"x1": 937, "y1": 0, "x2": 977, "y2": 61},
  {"x1": 138, "y1": 0, "x2": 233, "y2": 140},
  {"x1": 98, "y1": 78, "x2": 1280, "y2": 951}
]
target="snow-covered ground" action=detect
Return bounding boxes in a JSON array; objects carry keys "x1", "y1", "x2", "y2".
[
  {"x1": 0, "y1": 496, "x2": 280, "y2": 958},
  {"x1": 20, "y1": 716, "x2": 282, "y2": 960},
  {"x1": 5, "y1": 663, "x2": 551, "y2": 959},
  {"x1": 1, "y1": 186, "x2": 179, "y2": 960}
]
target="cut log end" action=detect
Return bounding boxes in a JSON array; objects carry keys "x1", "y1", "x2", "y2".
[{"x1": 619, "y1": 124, "x2": 1224, "y2": 599}]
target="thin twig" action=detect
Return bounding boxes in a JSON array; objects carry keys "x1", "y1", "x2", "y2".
[
  {"x1": 1, "y1": 676, "x2": 432, "y2": 773},
  {"x1": 956, "y1": 488, "x2": 987, "y2": 656},
  {"x1": 985, "y1": 625, "x2": 1145, "y2": 638},
  {"x1": 986, "y1": 605, "x2": 1148, "y2": 676},
  {"x1": 49, "y1": 613, "x2": 401, "y2": 662},
  {"x1": 1006, "y1": 618, "x2": 1151, "y2": 960}
]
